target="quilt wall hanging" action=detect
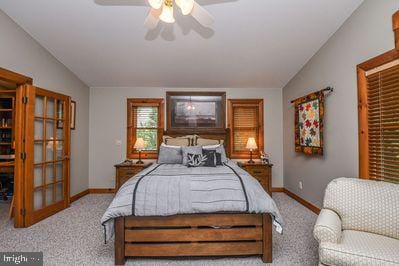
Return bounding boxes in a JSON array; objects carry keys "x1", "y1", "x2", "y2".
[{"x1": 291, "y1": 87, "x2": 333, "y2": 155}]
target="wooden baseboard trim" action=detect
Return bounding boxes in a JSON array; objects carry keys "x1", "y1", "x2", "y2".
[
  {"x1": 283, "y1": 189, "x2": 320, "y2": 214},
  {"x1": 89, "y1": 188, "x2": 116, "y2": 194},
  {"x1": 70, "y1": 189, "x2": 89, "y2": 203},
  {"x1": 271, "y1": 187, "x2": 284, "y2": 193}
]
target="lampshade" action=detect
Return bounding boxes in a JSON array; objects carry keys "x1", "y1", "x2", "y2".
[
  {"x1": 159, "y1": 0, "x2": 175, "y2": 23},
  {"x1": 148, "y1": 0, "x2": 162, "y2": 9},
  {"x1": 134, "y1": 138, "x2": 145, "y2": 151},
  {"x1": 175, "y1": 0, "x2": 194, "y2": 15},
  {"x1": 246, "y1": 137, "x2": 258, "y2": 150}
]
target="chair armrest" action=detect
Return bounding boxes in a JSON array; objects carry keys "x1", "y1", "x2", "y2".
[{"x1": 313, "y1": 209, "x2": 342, "y2": 244}]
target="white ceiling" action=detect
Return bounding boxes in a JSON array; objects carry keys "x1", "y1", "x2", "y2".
[{"x1": 0, "y1": 0, "x2": 363, "y2": 88}]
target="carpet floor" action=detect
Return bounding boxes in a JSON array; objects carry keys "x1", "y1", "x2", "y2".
[{"x1": 0, "y1": 193, "x2": 319, "y2": 265}]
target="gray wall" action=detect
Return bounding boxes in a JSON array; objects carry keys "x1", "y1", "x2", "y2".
[
  {"x1": 89, "y1": 87, "x2": 284, "y2": 189},
  {"x1": 282, "y1": 0, "x2": 398, "y2": 207},
  {"x1": 0, "y1": 10, "x2": 90, "y2": 195}
]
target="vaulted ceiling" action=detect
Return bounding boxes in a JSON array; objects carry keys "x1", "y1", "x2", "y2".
[{"x1": 0, "y1": 0, "x2": 363, "y2": 88}]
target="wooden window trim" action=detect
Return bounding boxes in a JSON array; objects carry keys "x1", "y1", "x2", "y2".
[
  {"x1": 127, "y1": 98, "x2": 164, "y2": 159},
  {"x1": 227, "y1": 99, "x2": 264, "y2": 159},
  {"x1": 357, "y1": 11, "x2": 399, "y2": 180}
]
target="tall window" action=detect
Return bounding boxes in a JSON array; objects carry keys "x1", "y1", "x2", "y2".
[
  {"x1": 360, "y1": 64, "x2": 399, "y2": 183},
  {"x1": 228, "y1": 99, "x2": 264, "y2": 159},
  {"x1": 127, "y1": 99, "x2": 164, "y2": 159}
]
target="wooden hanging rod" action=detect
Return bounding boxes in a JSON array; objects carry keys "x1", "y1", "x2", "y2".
[{"x1": 290, "y1": 87, "x2": 334, "y2": 103}]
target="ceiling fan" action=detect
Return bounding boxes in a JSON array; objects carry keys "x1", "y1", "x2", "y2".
[{"x1": 144, "y1": 0, "x2": 214, "y2": 29}]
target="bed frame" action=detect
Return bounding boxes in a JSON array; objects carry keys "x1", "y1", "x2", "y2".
[{"x1": 114, "y1": 129, "x2": 273, "y2": 265}]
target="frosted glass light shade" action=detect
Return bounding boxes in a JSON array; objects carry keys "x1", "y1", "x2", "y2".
[
  {"x1": 148, "y1": 0, "x2": 162, "y2": 9},
  {"x1": 134, "y1": 138, "x2": 145, "y2": 151},
  {"x1": 246, "y1": 137, "x2": 258, "y2": 150},
  {"x1": 159, "y1": 2, "x2": 175, "y2": 23},
  {"x1": 176, "y1": 0, "x2": 194, "y2": 15}
]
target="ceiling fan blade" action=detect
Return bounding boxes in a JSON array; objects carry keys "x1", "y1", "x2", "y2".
[
  {"x1": 144, "y1": 8, "x2": 161, "y2": 29},
  {"x1": 190, "y1": 1, "x2": 214, "y2": 28}
]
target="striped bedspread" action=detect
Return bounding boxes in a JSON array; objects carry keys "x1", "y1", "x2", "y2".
[{"x1": 101, "y1": 161, "x2": 284, "y2": 241}]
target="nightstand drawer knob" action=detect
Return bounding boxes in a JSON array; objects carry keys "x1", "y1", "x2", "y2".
[{"x1": 253, "y1": 171, "x2": 263, "y2": 174}]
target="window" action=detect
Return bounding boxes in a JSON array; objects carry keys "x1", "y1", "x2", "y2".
[
  {"x1": 359, "y1": 64, "x2": 399, "y2": 183},
  {"x1": 227, "y1": 99, "x2": 264, "y2": 159},
  {"x1": 127, "y1": 99, "x2": 164, "y2": 159},
  {"x1": 357, "y1": 10, "x2": 399, "y2": 184}
]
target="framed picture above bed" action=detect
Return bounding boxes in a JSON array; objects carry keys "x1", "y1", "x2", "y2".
[{"x1": 166, "y1": 92, "x2": 226, "y2": 132}]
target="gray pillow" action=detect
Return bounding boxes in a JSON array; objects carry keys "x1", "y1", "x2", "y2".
[
  {"x1": 158, "y1": 144, "x2": 183, "y2": 164},
  {"x1": 182, "y1": 146, "x2": 203, "y2": 166},
  {"x1": 203, "y1": 144, "x2": 228, "y2": 163}
]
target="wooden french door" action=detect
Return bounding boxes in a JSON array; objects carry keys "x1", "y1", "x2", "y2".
[{"x1": 17, "y1": 85, "x2": 70, "y2": 226}]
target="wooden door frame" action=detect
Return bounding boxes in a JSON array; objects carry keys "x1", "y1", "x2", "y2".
[
  {"x1": 357, "y1": 11, "x2": 399, "y2": 179},
  {"x1": 0, "y1": 67, "x2": 32, "y2": 228}
]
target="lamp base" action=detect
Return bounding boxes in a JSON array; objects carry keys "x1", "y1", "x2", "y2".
[
  {"x1": 136, "y1": 160, "x2": 144, "y2": 165},
  {"x1": 247, "y1": 150, "x2": 255, "y2": 164}
]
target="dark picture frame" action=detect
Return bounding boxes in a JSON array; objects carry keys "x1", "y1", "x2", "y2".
[{"x1": 166, "y1": 92, "x2": 226, "y2": 132}]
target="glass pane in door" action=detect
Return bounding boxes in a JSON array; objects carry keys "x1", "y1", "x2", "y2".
[
  {"x1": 33, "y1": 189, "x2": 43, "y2": 210},
  {"x1": 56, "y1": 183, "x2": 63, "y2": 202}
]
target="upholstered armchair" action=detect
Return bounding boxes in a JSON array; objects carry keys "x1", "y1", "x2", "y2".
[{"x1": 314, "y1": 177, "x2": 399, "y2": 265}]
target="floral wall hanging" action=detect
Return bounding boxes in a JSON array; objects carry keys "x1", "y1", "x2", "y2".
[{"x1": 292, "y1": 88, "x2": 330, "y2": 155}]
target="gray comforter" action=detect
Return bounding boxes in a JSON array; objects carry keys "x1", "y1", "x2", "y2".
[{"x1": 101, "y1": 161, "x2": 284, "y2": 241}]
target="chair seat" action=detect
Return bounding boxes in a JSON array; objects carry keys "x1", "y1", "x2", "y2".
[{"x1": 319, "y1": 230, "x2": 399, "y2": 266}]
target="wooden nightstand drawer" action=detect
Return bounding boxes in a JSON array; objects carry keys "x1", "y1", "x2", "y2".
[
  {"x1": 118, "y1": 168, "x2": 141, "y2": 178},
  {"x1": 115, "y1": 162, "x2": 153, "y2": 190},
  {"x1": 238, "y1": 162, "x2": 272, "y2": 196}
]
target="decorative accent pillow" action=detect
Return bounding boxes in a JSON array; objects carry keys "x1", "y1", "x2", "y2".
[
  {"x1": 187, "y1": 153, "x2": 208, "y2": 167},
  {"x1": 182, "y1": 146, "x2": 203, "y2": 165},
  {"x1": 203, "y1": 144, "x2": 228, "y2": 164},
  {"x1": 163, "y1": 136, "x2": 191, "y2": 146},
  {"x1": 157, "y1": 143, "x2": 183, "y2": 164},
  {"x1": 196, "y1": 138, "x2": 224, "y2": 146},
  {"x1": 202, "y1": 150, "x2": 217, "y2": 167}
]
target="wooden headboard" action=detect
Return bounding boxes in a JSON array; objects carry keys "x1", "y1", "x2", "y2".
[{"x1": 163, "y1": 129, "x2": 231, "y2": 158}]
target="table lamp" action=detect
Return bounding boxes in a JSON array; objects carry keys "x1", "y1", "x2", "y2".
[
  {"x1": 134, "y1": 138, "x2": 145, "y2": 164},
  {"x1": 246, "y1": 137, "x2": 258, "y2": 164}
]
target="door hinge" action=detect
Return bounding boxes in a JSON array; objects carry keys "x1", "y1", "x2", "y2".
[
  {"x1": 22, "y1": 96, "x2": 28, "y2": 104},
  {"x1": 20, "y1": 208, "x2": 26, "y2": 216},
  {"x1": 21, "y1": 152, "x2": 26, "y2": 161}
]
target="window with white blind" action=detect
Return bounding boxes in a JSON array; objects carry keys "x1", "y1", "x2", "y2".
[
  {"x1": 127, "y1": 99, "x2": 164, "y2": 159},
  {"x1": 227, "y1": 99, "x2": 264, "y2": 159},
  {"x1": 365, "y1": 64, "x2": 399, "y2": 183}
]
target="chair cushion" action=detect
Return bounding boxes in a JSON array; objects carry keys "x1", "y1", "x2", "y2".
[
  {"x1": 319, "y1": 230, "x2": 399, "y2": 266},
  {"x1": 323, "y1": 177, "x2": 399, "y2": 240}
]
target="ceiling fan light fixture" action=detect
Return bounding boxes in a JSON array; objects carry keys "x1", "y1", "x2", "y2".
[
  {"x1": 148, "y1": 0, "x2": 162, "y2": 10},
  {"x1": 159, "y1": 0, "x2": 175, "y2": 23},
  {"x1": 175, "y1": 0, "x2": 194, "y2": 16}
]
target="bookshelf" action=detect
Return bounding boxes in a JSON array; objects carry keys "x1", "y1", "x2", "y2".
[{"x1": 0, "y1": 93, "x2": 15, "y2": 202}]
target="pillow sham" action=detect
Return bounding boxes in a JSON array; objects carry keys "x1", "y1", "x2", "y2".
[
  {"x1": 163, "y1": 136, "x2": 191, "y2": 147},
  {"x1": 157, "y1": 143, "x2": 183, "y2": 164},
  {"x1": 182, "y1": 146, "x2": 203, "y2": 166},
  {"x1": 196, "y1": 138, "x2": 224, "y2": 146},
  {"x1": 203, "y1": 144, "x2": 228, "y2": 164}
]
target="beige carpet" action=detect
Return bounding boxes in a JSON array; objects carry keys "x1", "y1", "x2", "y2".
[{"x1": 0, "y1": 193, "x2": 319, "y2": 265}]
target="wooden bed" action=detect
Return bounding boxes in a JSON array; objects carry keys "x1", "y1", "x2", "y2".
[{"x1": 114, "y1": 129, "x2": 273, "y2": 265}]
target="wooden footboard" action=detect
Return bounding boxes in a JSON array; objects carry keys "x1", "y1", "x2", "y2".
[{"x1": 115, "y1": 213, "x2": 272, "y2": 265}]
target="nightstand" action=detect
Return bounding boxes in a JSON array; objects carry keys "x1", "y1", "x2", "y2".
[
  {"x1": 237, "y1": 162, "x2": 272, "y2": 196},
  {"x1": 114, "y1": 161, "x2": 153, "y2": 190}
]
